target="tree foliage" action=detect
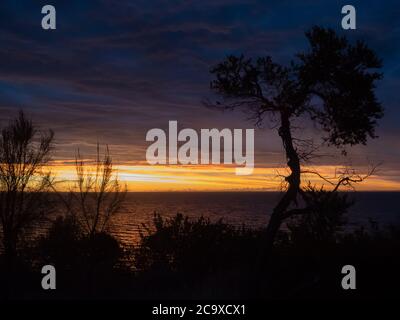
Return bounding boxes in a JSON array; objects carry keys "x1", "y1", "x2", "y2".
[{"x1": 209, "y1": 26, "x2": 383, "y2": 248}]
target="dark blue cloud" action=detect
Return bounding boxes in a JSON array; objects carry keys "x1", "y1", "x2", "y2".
[{"x1": 0, "y1": 0, "x2": 399, "y2": 170}]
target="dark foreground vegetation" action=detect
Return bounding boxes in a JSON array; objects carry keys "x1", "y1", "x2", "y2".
[{"x1": 1, "y1": 211, "x2": 399, "y2": 300}]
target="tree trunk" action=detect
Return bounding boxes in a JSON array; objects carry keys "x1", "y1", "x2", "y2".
[{"x1": 265, "y1": 112, "x2": 301, "y2": 252}]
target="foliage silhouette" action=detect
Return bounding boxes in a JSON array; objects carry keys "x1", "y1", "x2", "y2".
[
  {"x1": 209, "y1": 26, "x2": 383, "y2": 249},
  {"x1": 287, "y1": 185, "x2": 353, "y2": 244},
  {"x1": 61, "y1": 144, "x2": 127, "y2": 238},
  {"x1": 135, "y1": 213, "x2": 262, "y2": 274},
  {"x1": 0, "y1": 111, "x2": 54, "y2": 260},
  {"x1": 39, "y1": 216, "x2": 121, "y2": 271}
]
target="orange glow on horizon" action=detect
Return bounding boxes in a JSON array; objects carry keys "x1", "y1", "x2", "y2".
[{"x1": 46, "y1": 161, "x2": 400, "y2": 192}]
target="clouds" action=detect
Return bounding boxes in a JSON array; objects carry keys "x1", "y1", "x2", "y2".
[{"x1": 0, "y1": 0, "x2": 399, "y2": 186}]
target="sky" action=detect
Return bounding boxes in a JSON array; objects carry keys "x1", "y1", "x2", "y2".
[{"x1": 0, "y1": 0, "x2": 400, "y2": 191}]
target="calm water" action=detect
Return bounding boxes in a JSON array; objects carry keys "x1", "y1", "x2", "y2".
[
  {"x1": 106, "y1": 192, "x2": 400, "y2": 246},
  {"x1": 22, "y1": 192, "x2": 400, "y2": 248}
]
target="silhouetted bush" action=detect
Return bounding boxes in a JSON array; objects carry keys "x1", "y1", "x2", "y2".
[
  {"x1": 38, "y1": 215, "x2": 122, "y2": 272},
  {"x1": 2, "y1": 210, "x2": 400, "y2": 299},
  {"x1": 80, "y1": 232, "x2": 121, "y2": 269},
  {"x1": 135, "y1": 213, "x2": 263, "y2": 275},
  {"x1": 341, "y1": 222, "x2": 400, "y2": 254},
  {"x1": 287, "y1": 187, "x2": 353, "y2": 246},
  {"x1": 38, "y1": 216, "x2": 82, "y2": 270}
]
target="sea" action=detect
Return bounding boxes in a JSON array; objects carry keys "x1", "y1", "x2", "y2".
[{"x1": 105, "y1": 192, "x2": 400, "y2": 246}]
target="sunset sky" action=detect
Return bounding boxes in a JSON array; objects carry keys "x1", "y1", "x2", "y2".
[{"x1": 1, "y1": 0, "x2": 400, "y2": 191}]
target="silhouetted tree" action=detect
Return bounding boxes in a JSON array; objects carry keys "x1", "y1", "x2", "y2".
[
  {"x1": 209, "y1": 27, "x2": 383, "y2": 250},
  {"x1": 0, "y1": 111, "x2": 54, "y2": 260},
  {"x1": 63, "y1": 144, "x2": 126, "y2": 238}
]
